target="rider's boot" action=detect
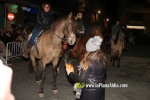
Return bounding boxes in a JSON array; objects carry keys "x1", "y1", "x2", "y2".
[{"x1": 22, "y1": 44, "x2": 32, "y2": 58}]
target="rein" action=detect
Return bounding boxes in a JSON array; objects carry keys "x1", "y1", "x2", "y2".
[
  {"x1": 54, "y1": 19, "x2": 76, "y2": 42},
  {"x1": 54, "y1": 33, "x2": 67, "y2": 41}
]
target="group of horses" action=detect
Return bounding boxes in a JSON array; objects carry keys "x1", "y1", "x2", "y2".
[{"x1": 25, "y1": 12, "x2": 125, "y2": 97}]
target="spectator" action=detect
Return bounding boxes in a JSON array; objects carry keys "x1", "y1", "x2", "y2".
[
  {"x1": 66, "y1": 36, "x2": 107, "y2": 100},
  {"x1": 3, "y1": 31, "x2": 13, "y2": 45},
  {"x1": 0, "y1": 58, "x2": 15, "y2": 100}
]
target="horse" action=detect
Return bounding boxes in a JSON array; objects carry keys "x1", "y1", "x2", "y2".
[
  {"x1": 64, "y1": 23, "x2": 103, "y2": 63},
  {"x1": 28, "y1": 12, "x2": 76, "y2": 97},
  {"x1": 110, "y1": 30, "x2": 124, "y2": 69}
]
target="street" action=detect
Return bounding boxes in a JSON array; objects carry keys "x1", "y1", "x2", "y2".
[{"x1": 10, "y1": 45, "x2": 150, "y2": 100}]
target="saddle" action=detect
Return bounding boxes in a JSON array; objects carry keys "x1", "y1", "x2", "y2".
[
  {"x1": 32, "y1": 30, "x2": 47, "y2": 54},
  {"x1": 36, "y1": 30, "x2": 46, "y2": 42}
]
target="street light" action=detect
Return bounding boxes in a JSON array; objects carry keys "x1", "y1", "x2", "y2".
[
  {"x1": 97, "y1": 10, "x2": 101, "y2": 22},
  {"x1": 106, "y1": 18, "x2": 109, "y2": 22},
  {"x1": 98, "y1": 10, "x2": 101, "y2": 14}
]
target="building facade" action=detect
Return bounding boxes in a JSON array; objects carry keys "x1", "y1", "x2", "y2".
[{"x1": 118, "y1": 0, "x2": 150, "y2": 32}]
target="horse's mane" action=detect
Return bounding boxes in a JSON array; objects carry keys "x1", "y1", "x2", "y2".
[
  {"x1": 47, "y1": 15, "x2": 75, "y2": 34},
  {"x1": 84, "y1": 23, "x2": 102, "y2": 37},
  {"x1": 51, "y1": 16, "x2": 66, "y2": 26},
  {"x1": 114, "y1": 31, "x2": 120, "y2": 44}
]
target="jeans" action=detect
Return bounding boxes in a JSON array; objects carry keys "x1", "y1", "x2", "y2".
[{"x1": 28, "y1": 27, "x2": 42, "y2": 45}]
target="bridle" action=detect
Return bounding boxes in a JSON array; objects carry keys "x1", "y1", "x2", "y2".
[
  {"x1": 54, "y1": 20, "x2": 75, "y2": 42},
  {"x1": 54, "y1": 33, "x2": 67, "y2": 41}
]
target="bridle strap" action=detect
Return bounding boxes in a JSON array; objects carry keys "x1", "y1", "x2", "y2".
[
  {"x1": 54, "y1": 20, "x2": 75, "y2": 42},
  {"x1": 54, "y1": 33, "x2": 67, "y2": 40}
]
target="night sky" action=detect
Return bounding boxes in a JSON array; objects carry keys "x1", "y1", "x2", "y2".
[
  {"x1": 24, "y1": 0, "x2": 120, "y2": 19},
  {"x1": 105, "y1": 0, "x2": 120, "y2": 22},
  {"x1": 19, "y1": 0, "x2": 120, "y2": 25},
  {"x1": 91, "y1": 0, "x2": 120, "y2": 23}
]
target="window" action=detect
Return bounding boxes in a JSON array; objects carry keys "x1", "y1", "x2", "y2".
[{"x1": 129, "y1": 13, "x2": 144, "y2": 21}]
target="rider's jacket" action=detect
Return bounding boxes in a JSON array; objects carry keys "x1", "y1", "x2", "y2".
[{"x1": 36, "y1": 10, "x2": 54, "y2": 30}]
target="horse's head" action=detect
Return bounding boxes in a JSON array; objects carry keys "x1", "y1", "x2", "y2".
[
  {"x1": 90, "y1": 25, "x2": 103, "y2": 40},
  {"x1": 64, "y1": 12, "x2": 76, "y2": 45}
]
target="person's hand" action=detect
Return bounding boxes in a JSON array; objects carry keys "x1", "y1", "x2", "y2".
[
  {"x1": 65, "y1": 63, "x2": 74, "y2": 75},
  {"x1": 0, "y1": 60, "x2": 15, "y2": 100}
]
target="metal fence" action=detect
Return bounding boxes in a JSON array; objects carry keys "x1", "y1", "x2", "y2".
[{"x1": 6, "y1": 42, "x2": 26, "y2": 64}]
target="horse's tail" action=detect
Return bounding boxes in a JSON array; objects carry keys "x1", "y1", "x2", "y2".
[{"x1": 28, "y1": 59, "x2": 34, "y2": 73}]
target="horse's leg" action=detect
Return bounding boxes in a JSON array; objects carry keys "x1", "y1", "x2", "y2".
[
  {"x1": 52, "y1": 58, "x2": 59, "y2": 94},
  {"x1": 30, "y1": 55, "x2": 39, "y2": 83},
  {"x1": 56, "y1": 60, "x2": 61, "y2": 73},
  {"x1": 38, "y1": 60, "x2": 43, "y2": 83},
  {"x1": 111, "y1": 50, "x2": 115, "y2": 67},
  {"x1": 112, "y1": 56, "x2": 115, "y2": 67},
  {"x1": 110, "y1": 57, "x2": 112, "y2": 63},
  {"x1": 117, "y1": 57, "x2": 120, "y2": 70},
  {"x1": 117, "y1": 51, "x2": 122, "y2": 70},
  {"x1": 38, "y1": 59, "x2": 46, "y2": 97}
]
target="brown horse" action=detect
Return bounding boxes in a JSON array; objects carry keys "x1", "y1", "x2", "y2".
[
  {"x1": 29, "y1": 12, "x2": 76, "y2": 97},
  {"x1": 110, "y1": 30, "x2": 124, "y2": 69},
  {"x1": 65, "y1": 24, "x2": 103, "y2": 63}
]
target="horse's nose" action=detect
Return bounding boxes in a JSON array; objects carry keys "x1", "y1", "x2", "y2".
[{"x1": 68, "y1": 37, "x2": 76, "y2": 45}]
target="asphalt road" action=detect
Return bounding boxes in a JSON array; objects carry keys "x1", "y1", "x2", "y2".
[{"x1": 9, "y1": 45, "x2": 150, "y2": 100}]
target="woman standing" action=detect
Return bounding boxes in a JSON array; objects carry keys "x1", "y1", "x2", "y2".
[{"x1": 66, "y1": 36, "x2": 107, "y2": 100}]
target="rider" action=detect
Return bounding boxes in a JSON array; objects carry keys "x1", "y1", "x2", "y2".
[
  {"x1": 23, "y1": 2, "x2": 54, "y2": 58},
  {"x1": 75, "y1": 12, "x2": 85, "y2": 37},
  {"x1": 63, "y1": 12, "x2": 85, "y2": 52},
  {"x1": 111, "y1": 19, "x2": 121, "y2": 39}
]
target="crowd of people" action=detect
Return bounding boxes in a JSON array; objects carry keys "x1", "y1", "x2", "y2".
[
  {"x1": 0, "y1": 26, "x2": 31, "y2": 46},
  {"x1": 0, "y1": 26, "x2": 31, "y2": 57}
]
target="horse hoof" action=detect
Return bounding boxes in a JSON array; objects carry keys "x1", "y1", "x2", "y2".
[
  {"x1": 53, "y1": 90, "x2": 58, "y2": 94},
  {"x1": 39, "y1": 93, "x2": 44, "y2": 97},
  {"x1": 57, "y1": 71, "x2": 60, "y2": 73},
  {"x1": 57, "y1": 67, "x2": 60, "y2": 73},
  {"x1": 36, "y1": 80, "x2": 41, "y2": 84}
]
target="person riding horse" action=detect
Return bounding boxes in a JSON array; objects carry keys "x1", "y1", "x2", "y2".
[
  {"x1": 62, "y1": 12, "x2": 85, "y2": 53},
  {"x1": 111, "y1": 19, "x2": 121, "y2": 40},
  {"x1": 75, "y1": 12, "x2": 85, "y2": 36},
  {"x1": 23, "y1": 2, "x2": 54, "y2": 58}
]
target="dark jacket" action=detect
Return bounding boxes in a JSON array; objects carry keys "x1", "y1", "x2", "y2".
[
  {"x1": 36, "y1": 10, "x2": 54, "y2": 30},
  {"x1": 76, "y1": 19, "x2": 85, "y2": 31},
  {"x1": 111, "y1": 24, "x2": 121, "y2": 38},
  {"x1": 69, "y1": 58, "x2": 107, "y2": 100}
]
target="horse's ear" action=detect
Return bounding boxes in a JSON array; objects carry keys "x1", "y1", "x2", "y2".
[{"x1": 68, "y1": 12, "x2": 73, "y2": 19}]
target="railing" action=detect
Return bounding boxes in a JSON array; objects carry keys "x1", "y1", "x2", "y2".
[{"x1": 6, "y1": 42, "x2": 26, "y2": 64}]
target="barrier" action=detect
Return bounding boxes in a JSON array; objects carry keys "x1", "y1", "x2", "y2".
[{"x1": 6, "y1": 42, "x2": 26, "y2": 64}]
